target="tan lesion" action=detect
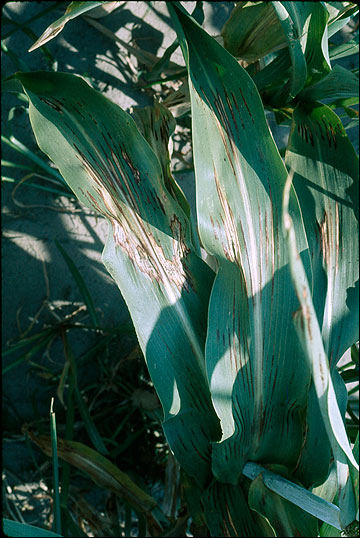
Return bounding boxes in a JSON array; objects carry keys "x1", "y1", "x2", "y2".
[
  {"x1": 111, "y1": 211, "x2": 193, "y2": 293},
  {"x1": 213, "y1": 165, "x2": 243, "y2": 268},
  {"x1": 319, "y1": 203, "x2": 339, "y2": 274},
  {"x1": 75, "y1": 141, "x2": 193, "y2": 293}
]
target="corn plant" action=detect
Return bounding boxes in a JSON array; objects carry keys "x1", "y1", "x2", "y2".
[{"x1": 8, "y1": 1, "x2": 359, "y2": 536}]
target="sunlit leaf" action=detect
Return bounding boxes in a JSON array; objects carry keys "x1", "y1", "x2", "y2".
[
  {"x1": 15, "y1": 70, "x2": 221, "y2": 488},
  {"x1": 248, "y1": 472, "x2": 319, "y2": 536},
  {"x1": 282, "y1": 170, "x2": 359, "y2": 527},
  {"x1": 169, "y1": 2, "x2": 314, "y2": 488},
  {"x1": 28, "y1": 2, "x2": 107, "y2": 52}
]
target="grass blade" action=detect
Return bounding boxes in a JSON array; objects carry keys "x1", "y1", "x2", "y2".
[
  {"x1": 55, "y1": 241, "x2": 98, "y2": 328},
  {"x1": 50, "y1": 398, "x2": 61, "y2": 536},
  {"x1": 25, "y1": 427, "x2": 169, "y2": 532}
]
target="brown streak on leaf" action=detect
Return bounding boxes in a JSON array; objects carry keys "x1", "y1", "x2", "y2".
[
  {"x1": 239, "y1": 88, "x2": 254, "y2": 123},
  {"x1": 39, "y1": 96, "x2": 63, "y2": 113},
  {"x1": 213, "y1": 164, "x2": 242, "y2": 266},
  {"x1": 335, "y1": 202, "x2": 339, "y2": 274}
]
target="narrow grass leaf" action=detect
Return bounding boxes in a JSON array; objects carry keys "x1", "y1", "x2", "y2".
[
  {"x1": 74, "y1": 387, "x2": 109, "y2": 455},
  {"x1": 55, "y1": 240, "x2": 98, "y2": 328},
  {"x1": 2, "y1": 332, "x2": 55, "y2": 374},
  {"x1": 25, "y1": 427, "x2": 169, "y2": 531},
  {"x1": 50, "y1": 398, "x2": 61, "y2": 536},
  {"x1": 1, "y1": 133, "x2": 65, "y2": 183}
]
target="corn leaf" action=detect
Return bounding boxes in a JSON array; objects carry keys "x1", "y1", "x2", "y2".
[
  {"x1": 201, "y1": 481, "x2": 274, "y2": 537},
  {"x1": 248, "y1": 473, "x2": 319, "y2": 536},
  {"x1": 282, "y1": 171, "x2": 359, "y2": 527},
  {"x1": 131, "y1": 101, "x2": 191, "y2": 227},
  {"x1": 329, "y1": 39, "x2": 359, "y2": 61},
  {"x1": 271, "y1": 2, "x2": 309, "y2": 100},
  {"x1": 299, "y1": 64, "x2": 359, "y2": 103},
  {"x1": 14, "y1": 70, "x2": 221, "y2": 488},
  {"x1": 28, "y1": 1, "x2": 107, "y2": 52},
  {"x1": 286, "y1": 101, "x2": 359, "y2": 378},
  {"x1": 2, "y1": 519, "x2": 63, "y2": 538},
  {"x1": 244, "y1": 461, "x2": 342, "y2": 529},
  {"x1": 221, "y1": 2, "x2": 287, "y2": 62},
  {"x1": 302, "y1": 2, "x2": 331, "y2": 86},
  {"x1": 282, "y1": 99, "x2": 359, "y2": 492},
  {"x1": 169, "y1": 3, "x2": 315, "y2": 487}
]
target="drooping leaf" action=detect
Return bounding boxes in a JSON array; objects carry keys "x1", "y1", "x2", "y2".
[
  {"x1": 28, "y1": 2, "x2": 107, "y2": 52},
  {"x1": 24, "y1": 426, "x2": 169, "y2": 532},
  {"x1": 15, "y1": 70, "x2": 221, "y2": 488},
  {"x1": 243, "y1": 461, "x2": 342, "y2": 529},
  {"x1": 248, "y1": 472, "x2": 319, "y2": 536},
  {"x1": 169, "y1": 3, "x2": 314, "y2": 488},
  {"x1": 299, "y1": 64, "x2": 359, "y2": 103}
]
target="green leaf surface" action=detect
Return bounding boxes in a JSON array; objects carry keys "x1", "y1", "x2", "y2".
[
  {"x1": 169, "y1": 2, "x2": 313, "y2": 486},
  {"x1": 271, "y1": 1, "x2": 309, "y2": 100},
  {"x1": 221, "y1": 2, "x2": 287, "y2": 62},
  {"x1": 299, "y1": 64, "x2": 359, "y2": 103},
  {"x1": 303, "y1": 2, "x2": 331, "y2": 87},
  {"x1": 28, "y1": 1, "x2": 106, "y2": 52},
  {"x1": 202, "y1": 481, "x2": 274, "y2": 537},
  {"x1": 131, "y1": 101, "x2": 191, "y2": 228},
  {"x1": 282, "y1": 171, "x2": 359, "y2": 527},
  {"x1": 248, "y1": 472, "x2": 319, "y2": 536},
  {"x1": 286, "y1": 101, "x2": 359, "y2": 371},
  {"x1": 2, "y1": 519, "x2": 62, "y2": 538},
  {"x1": 326, "y1": 2, "x2": 359, "y2": 38},
  {"x1": 15, "y1": 70, "x2": 221, "y2": 487},
  {"x1": 243, "y1": 462, "x2": 341, "y2": 529},
  {"x1": 329, "y1": 39, "x2": 359, "y2": 61},
  {"x1": 284, "y1": 101, "x2": 359, "y2": 496}
]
